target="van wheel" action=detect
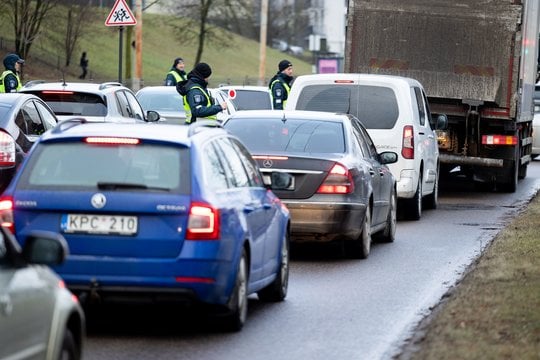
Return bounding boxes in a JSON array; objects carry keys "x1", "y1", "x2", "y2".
[
  {"x1": 405, "y1": 174, "x2": 422, "y2": 220},
  {"x1": 345, "y1": 205, "x2": 371, "y2": 259},
  {"x1": 423, "y1": 168, "x2": 439, "y2": 210},
  {"x1": 258, "y1": 230, "x2": 289, "y2": 302}
]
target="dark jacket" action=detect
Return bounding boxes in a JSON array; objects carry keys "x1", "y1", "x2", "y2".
[
  {"x1": 184, "y1": 73, "x2": 222, "y2": 122},
  {"x1": 165, "y1": 68, "x2": 187, "y2": 86},
  {"x1": 269, "y1": 72, "x2": 293, "y2": 110}
]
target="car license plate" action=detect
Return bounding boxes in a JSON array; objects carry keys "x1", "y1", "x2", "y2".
[{"x1": 61, "y1": 214, "x2": 138, "y2": 235}]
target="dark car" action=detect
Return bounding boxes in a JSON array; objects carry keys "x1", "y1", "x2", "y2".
[
  {"x1": 0, "y1": 93, "x2": 58, "y2": 192},
  {"x1": 1, "y1": 119, "x2": 291, "y2": 331},
  {"x1": 223, "y1": 110, "x2": 398, "y2": 259}
]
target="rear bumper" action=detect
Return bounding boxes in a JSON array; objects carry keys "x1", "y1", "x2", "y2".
[{"x1": 283, "y1": 200, "x2": 366, "y2": 242}]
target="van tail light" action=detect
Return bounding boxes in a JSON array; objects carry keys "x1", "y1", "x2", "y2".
[
  {"x1": 402, "y1": 125, "x2": 414, "y2": 159},
  {"x1": 0, "y1": 196, "x2": 14, "y2": 234},
  {"x1": 0, "y1": 131, "x2": 16, "y2": 166},
  {"x1": 185, "y1": 201, "x2": 220, "y2": 240},
  {"x1": 317, "y1": 163, "x2": 354, "y2": 194}
]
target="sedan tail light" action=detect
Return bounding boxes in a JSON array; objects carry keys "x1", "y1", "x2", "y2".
[
  {"x1": 0, "y1": 196, "x2": 14, "y2": 233},
  {"x1": 0, "y1": 131, "x2": 16, "y2": 166},
  {"x1": 402, "y1": 125, "x2": 414, "y2": 159},
  {"x1": 185, "y1": 201, "x2": 220, "y2": 240},
  {"x1": 317, "y1": 163, "x2": 354, "y2": 194}
]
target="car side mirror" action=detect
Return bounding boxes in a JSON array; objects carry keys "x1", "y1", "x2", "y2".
[
  {"x1": 379, "y1": 151, "x2": 398, "y2": 165},
  {"x1": 146, "y1": 110, "x2": 161, "y2": 122},
  {"x1": 22, "y1": 230, "x2": 68, "y2": 265},
  {"x1": 432, "y1": 114, "x2": 448, "y2": 130}
]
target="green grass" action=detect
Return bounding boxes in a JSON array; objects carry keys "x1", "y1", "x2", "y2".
[
  {"x1": 399, "y1": 193, "x2": 540, "y2": 359},
  {"x1": 0, "y1": 7, "x2": 313, "y2": 88}
]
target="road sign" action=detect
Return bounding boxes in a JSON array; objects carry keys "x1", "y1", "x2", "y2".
[{"x1": 105, "y1": 0, "x2": 137, "y2": 27}]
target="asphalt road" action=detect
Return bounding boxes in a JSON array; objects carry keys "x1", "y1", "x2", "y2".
[{"x1": 83, "y1": 162, "x2": 540, "y2": 360}]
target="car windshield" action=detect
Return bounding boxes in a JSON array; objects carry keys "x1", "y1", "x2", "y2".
[
  {"x1": 26, "y1": 91, "x2": 107, "y2": 117},
  {"x1": 225, "y1": 117, "x2": 345, "y2": 153},
  {"x1": 18, "y1": 141, "x2": 189, "y2": 192},
  {"x1": 231, "y1": 90, "x2": 272, "y2": 110},
  {"x1": 294, "y1": 84, "x2": 399, "y2": 129},
  {"x1": 138, "y1": 91, "x2": 184, "y2": 113}
]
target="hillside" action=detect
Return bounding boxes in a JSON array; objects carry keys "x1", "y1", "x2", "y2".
[{"x1": 0, "y1": 6, "x2": 313, "y2": 89}]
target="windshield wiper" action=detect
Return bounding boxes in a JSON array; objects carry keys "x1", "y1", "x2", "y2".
[{"x1": 97, "y1": 182, "x2": 170, "y2": 192}]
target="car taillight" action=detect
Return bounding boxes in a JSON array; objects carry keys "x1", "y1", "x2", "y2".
[
  {"x1": 402, "y1": 125, "x2": 414, "y2": 159},
  {"x1": 185, "y1": 201, "x2": 220, "y2": 240},
  {"x1": 0, "y1": 131, "x2": 16, "y2": 166},
  {"x1": 0, "y1": 196, "x2": 14, "y2": 233},
  {"x1": 317, "y1": 163, "x2": 354, "y2": 194}
]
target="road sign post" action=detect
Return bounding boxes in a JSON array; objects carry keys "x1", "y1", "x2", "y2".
[{"x1": 105, "y1": 0, "x2": 137, "y2": 84}]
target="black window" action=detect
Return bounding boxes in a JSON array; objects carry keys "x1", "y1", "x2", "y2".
[
  {"x1": 295, "y1": 84, "x2": 399, "y2": 129},
  {"x1": 215, "y1": 137, "x2": 251, "y2": 188},
  {"x1": 413, "y1": 87, "x2": 426, "y2": 126},
  {"x1": 231, "y1": 90, "x2": 272, "y2": 110},
  {"x1": 27, "y1": 91, "x2": 107, "y2": 117}
]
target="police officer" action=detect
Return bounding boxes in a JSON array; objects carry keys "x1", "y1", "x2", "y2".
[
  {"x1": 164, "y1": 57, "x2": 187, "y2": 86},
  {"x1": 269, "y1": 59, "x2": 293, "y2": 110},
  {"x1": 0, "y1": 53, "x2": 24, "y2": 93},
  {"x1": 183, "y1": 62, "x2": 226, "y2": 124}
]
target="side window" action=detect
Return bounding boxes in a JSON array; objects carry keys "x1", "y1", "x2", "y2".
[
  {"x1": 202, "y1": 142, "x2": 229, "y2": 191},
  {"x1": 352, "y1": 118, "x2": 379, "y2": 160},
  {"x1": 230, "y1": 138, "x2": 264, "y2": 187},
  {"x1": 413, "y1": 87, "x2": 426, "y2": 126},
  {"x1": 116, "y1": 91, "x2": 132, "y2": 118},
  {"x1": 123, "y1": 90, "x2": 145, "y2": 120},
  {"x1": 422, "y1": 90, "x2": 435, "y2": 129},
  {"x1": 34, "y1": 101, "x2": 58, "y2": 131},
  {"x1": 21, "y1": 101, "x2": 45, "y2": 136},
  {"x1": 216, "y1": 137, "x2": 250, "y2": 188}
]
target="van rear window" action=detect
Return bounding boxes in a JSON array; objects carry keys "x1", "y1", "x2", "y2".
[{"x1": 294, "y1": 84, "x2": 399, "y2": 129}]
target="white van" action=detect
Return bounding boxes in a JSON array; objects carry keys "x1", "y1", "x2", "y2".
[{"x1": 285, "y1": 73, "x2": 447, "y2": 220}]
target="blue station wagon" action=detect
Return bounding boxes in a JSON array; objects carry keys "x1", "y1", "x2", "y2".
[{"x1": 0, "y1": 120, "x2": 292, "y2": 331}]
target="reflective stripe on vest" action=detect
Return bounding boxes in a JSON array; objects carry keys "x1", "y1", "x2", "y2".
[
  {"x1": 168, "y1": 70, "x2": 183, "y2": 84},
  {"x1": 0, "y1": 70, "x2": 22, "y2": 93},
  {"x1": 270, "y1": 79, "x2": 290, "y2": 108},
  {"x1": 184, "y1": 85, "x2": 217, "y2": 123}
]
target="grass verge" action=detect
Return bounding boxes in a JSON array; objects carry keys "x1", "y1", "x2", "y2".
[{"x1": 397, "y1": 193, "x2": 540, "y2": 359}]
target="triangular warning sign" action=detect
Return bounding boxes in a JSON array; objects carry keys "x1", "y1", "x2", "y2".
[{"x1": 105, "y1": 0, "x2": 137, "y2": 27}]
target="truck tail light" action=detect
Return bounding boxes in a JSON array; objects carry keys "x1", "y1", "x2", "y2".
[
  {"x1": 0, "y1": 131, "x2": 16, "y2": 166},
  {"x1": 481, "y1": 135, "x2": 517, "y2": 145},
  {"x1": 402, "y1": 125, "x2": 414, "y2": 159},
  {"x1": 317, "y1": 163, "x2": 354, "y2": 194},
  {"x1": 185, "y1": 201, "x2": 220, "y2": 240},
  {"x1": 0, "y1": 196, "x2": 14, "y2": 233}
]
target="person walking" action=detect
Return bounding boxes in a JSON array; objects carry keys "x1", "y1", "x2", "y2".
[
  {"x1": 79, "y1": 52, "x2": 89, "y2": 79},
  {"x1": 165, "y1": 57, "x2": 187, "y2": 86},
  {"x1": 178, "y1": 62, "x2": 226, "y2": 124},
  {"x1": 0, "y1": 53, "x2": 24, "y2": 93},
  {"x1": 268, "y1": 59, "x2": 293, "y2": 110}
]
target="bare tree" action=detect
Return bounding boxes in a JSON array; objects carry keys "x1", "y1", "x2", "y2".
[
  {"x1": 2, "y1": 0, "x2": 59, "y2": 59},
  {"x1": 62, "y1": 1, "x2": 94, "y2": 67},
  {"x1": 166, "y1": 0, "x2": 231, "y2": 65}
]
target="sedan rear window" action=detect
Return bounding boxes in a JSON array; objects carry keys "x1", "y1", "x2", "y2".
[
  {"x1": 225, "y1": 118, "x2": 345, "y2": 153},
  {"x1": 231, "y1": 90, "x2": 272, "y2": 110},
  {"x1": 18, "y1": 142, "x2": 189, "y2": 193},
  {"x1": 294, "y1": 84, "x2": 399, "y2": 129},
  {"x1": 26, "y1": 91, "x2": 107, "y2": 117}
]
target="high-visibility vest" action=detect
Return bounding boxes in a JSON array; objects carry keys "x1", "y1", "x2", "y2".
[
  {"x1": 167, "y1": 70, "x2": 185, "y2": 84},
  {"x1": 184, "y1": 85, "x2": 217, "y2": 124},
  {"x1": 270, "y1": 78, "x2": 291, "y2": 108},
  {"x1": 0, "y1": 70, "x2": 22, "y2": 93}
]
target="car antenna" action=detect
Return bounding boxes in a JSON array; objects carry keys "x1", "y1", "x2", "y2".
[{"x1": 281, "y1": 112, "x2": 287, "y2": 123}]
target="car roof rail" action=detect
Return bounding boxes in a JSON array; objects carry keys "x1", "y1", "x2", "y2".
[
  {"x1": 22, "y1": 80, "x2": 47, "y2": 88},
  {"x1": 187, "y1": 120, "x2": 222, "y2": 137},
  {"x1": 99, "y1": 82, "x2": 123, "y2": 90},
  {"x1": 52, "y1": 117, "x2": 88, "y2": 134}
]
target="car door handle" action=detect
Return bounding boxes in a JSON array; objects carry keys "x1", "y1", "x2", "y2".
[
  {"x1": 419, "y1": 131, "x2": 425, "y2": 135},
  {"x1": 369, "y1": 168, "x2": 375, "y2": 176},
  {"x1": 262, "y1": 203, "x2": 272, "y2": 210}
]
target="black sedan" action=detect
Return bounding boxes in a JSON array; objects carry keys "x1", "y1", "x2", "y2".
[
  {"x1": 0, "y1": 93, "x2": 58, "y2": 191},
  {"x1": 223, "y1": 110, "x2": 398, "y2": 259}
]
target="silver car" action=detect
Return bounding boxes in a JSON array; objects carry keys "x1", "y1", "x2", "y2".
[{"x1": 0, "y1": 227, "x2": 85, "y2": 359}]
